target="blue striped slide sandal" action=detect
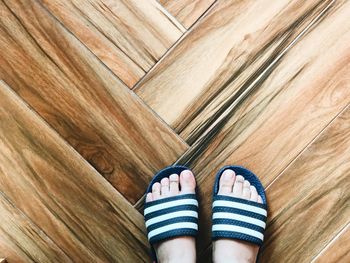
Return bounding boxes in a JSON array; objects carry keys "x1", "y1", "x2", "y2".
[
  {"x1": 144, "y1": 165, "x2": 198, "y2": 262},
  {"x1": 212, "y1": 165, "x2": 267, "y2": 259}
]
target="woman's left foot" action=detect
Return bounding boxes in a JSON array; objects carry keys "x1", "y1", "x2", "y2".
[{"x1": 146, "y1": 170, "x2": 197, "y2": 263}]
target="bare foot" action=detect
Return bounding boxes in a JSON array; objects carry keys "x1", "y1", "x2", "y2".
[
  {"x1": 213, "y1": 169, "x2": 263, "y2": 263},
  {"x1": 146, "y1": 170, "x2": 197, "y2": 263}
]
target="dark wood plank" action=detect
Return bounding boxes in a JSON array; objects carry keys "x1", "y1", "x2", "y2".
[
  {"x1": 0, "y1": 0, "x2": 188, "y2": 204},
  {"x1": 39, "y1": 0, "x2": 185, "y2": 87},
  {"x1": 259, "y1": 104, "x2": 350, "y2": 262},
  {"x1": 0, "y1": 192, "x2": 71, "y2": 263},
  {"x1": 0, "y1": 80, "x2": 150, "y2": 262},
  {"x1": 137, "y1": 0, "x2": 350, "y2": 256},
  {"x1": 313, "y1": 223, "x2": 350, "y2": 263},
  {"x1": 135, "y1": 0, "x2": 336, "y2": 144},
  {"x1": 160, "y1": 0, "x2": 216, "y2": 29}
]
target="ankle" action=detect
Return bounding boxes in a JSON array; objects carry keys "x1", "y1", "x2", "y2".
[
  {"x1": 213, "y1": 253, "x2": 256, "y2": 263},
  {"x1": 213, "y1": 240, "x2": 258, "y2": 263},
  {"x1": 157, "y1": 251, "x2": 195, "y2": 263},
  {"x1": 155, "y1": 237, "x2": 196, "y2": 263},
  {"x1": 158, "y1": 255, "x2": 195, "y2": 263}
]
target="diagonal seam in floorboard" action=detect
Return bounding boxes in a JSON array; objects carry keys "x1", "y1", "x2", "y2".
[
  {"x1": 133, "y1": 0, "x2": 337, "y2": 210},
  {"x1": 0, "y1": 80, "x2": 151, "y2": 262},
  {"x1": 0, "y1": 0, "x2": 188, "y2": 204}
]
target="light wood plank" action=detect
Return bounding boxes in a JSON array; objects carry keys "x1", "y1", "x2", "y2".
[
  {"x1": 0, "y1": 0, "x2": 188, "y2": 203},
  {"x1": 180, "y1": 0, "x2": 350, "y2": 186},
  {"x1": 141, "y1": 0, "x2": 350, "y2": 255},
  {"x1": 0, "y1": 192, "x2": 71, "y2": 263},
  {"x1": 259, "y1": 104, "x2": 350, "y2": 262},
  {"x1": 313, "y1": 223, "x2": 350, "y2": 263},
  {"x1": 39, "y1": 0, "x2": 185, "y2": 87},
  {"x1": 195, "y1": 0, "x2": 350, "y2": 186},
  {"x1": 197, "y1": 104, "x2": 350, "y2": 262},
  {"x1": 160, "y1": 0, "x2": 216, "y2": 29},
  {"x1": 135, "y1": 0, "x2": 335, "y2": 143},
  {"x1": 0, "y1": 80, "x2": 150, "y2": 262}
]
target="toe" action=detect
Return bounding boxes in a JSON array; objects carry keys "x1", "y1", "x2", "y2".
[
  {"x1": 232, "y1": 175, "x2": 244, "y2": 197},
  {"x1": 152, "y1": 182, "x2": 161, "y2": 200},
  {"x1": 179, "y1": 170, "x2": 196, "y2": 194},
  {"x1": 169, "y1": 173, "x2": 179, "y2": 195},
  {"x1": 160, "y1": 178, "x2": 170, "y2": 197},
  {"x1": 145, "y1": 193, "x2": 153, "y2": 203},
  {"x1": 257, "y1": 195, "x2": 263, "y2": 204},
  {"x1": 250, "y1": 186, "x2": 258, "y2": 202},
  {"x1": 218, "y1": 169, "x2": 235, "y2": 195},
  {"x1": 242, "y1": 180, "x2": 251, "y2": 200}
]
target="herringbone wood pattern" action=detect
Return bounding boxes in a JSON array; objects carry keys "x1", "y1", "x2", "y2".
[{"x1": 0, "y1": 0, "x2": 349, "y2": 262}]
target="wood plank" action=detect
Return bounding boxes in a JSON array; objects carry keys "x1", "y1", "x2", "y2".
[
  {"x1": 259, "y1": 104, "x2": 350, "y2": 262},
  {"x1": 0, "y1": 80, "x2": 150, "y2": 262},
  {"x1": 197, "y1": 104, "x2": 350, "y2": 262},
  {"x1": 160, "y1": 0, "x2": 216, "y2": 29},
  {"x1": 180, "y1": 0, "x2": 350, "y2": 186},
  {"x1": 140, "y1": 0, "x2": 350, "y2": 256},
  {"x1": 0, "y1": 0, "x2": 188, "y2": 204},
  {"x1": 313, "y1": 223, "x2": 350, "y2": 263},
  {"x1": 0, "y1": 192, "x2": 71, "y2": 263},
  {"x1": 39, "y1": 0, "x2": 185, "y2": 88},
  {"x1": 135, "y1": 0, "x2": 336, "y2": 143}
]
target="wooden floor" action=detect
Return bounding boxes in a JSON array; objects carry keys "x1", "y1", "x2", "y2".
[{"x1": 0, "y1": 0, "x2": 349, "y2": 262}]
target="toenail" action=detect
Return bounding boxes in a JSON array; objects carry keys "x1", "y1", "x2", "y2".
[
  {"x1": 222, "y1": 170, "x2": 233, "y2": 179},
  {"x1": 152, "y1": 183, "x2": 160, "y2": 191},
  {"x1": 235, "y1": 176, "x2": 241, "y2": 181},
  {"x1": 182, "y1": 170, "x2": 192, "y2": 179},
  {"x1": 161, "y1": 178, "x2": 169, "y2": 185},
  {"x1": 169, "y1": 174, "x2": 178, "y2": 182}
]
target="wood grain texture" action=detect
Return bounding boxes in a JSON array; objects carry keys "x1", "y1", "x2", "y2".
[
  {"x1": 259, "y1": 104, "x2": 350, "y2": 262},
  {"x1": 313, "y1": 223, "x2": 350, "y2": 263},
  {"x1": 0, "y1": 80, "x2": 150, "y2": 262},
  {"x1": 135, "y1": 0, "x2": 336, "y2": 143},
  {"x1": 0, "y1": 0, "x2": 188, "y2": 203},
  {"x1": 197, "y1": 104, "x2": 350, "y2": 263},
  {"x1": 39, "y1": 0, "x2": 185, "y2": 87},
  {"x1": 180, "y1": 0, "x2": 350, "y2": 185},
  {"x1": 0, "y1": 192, "x2": 71, "y2": 263},
  {"x1": 137, "y1": 0, "x2": 350, "y2": 256},
  {"x1": 160, "y1": 0, "x2": 215, "y2": 29},
  {"x1": 0, "y1": 0, "x2": 348, "y2": 260}
]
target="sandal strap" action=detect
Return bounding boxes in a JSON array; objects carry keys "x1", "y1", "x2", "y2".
[
  {"x1": 144, "y1": 194, "x2": 198, "y2": 244},
  {"x1": 212, "y1": 195, "x2": 267, "y2": 246}
]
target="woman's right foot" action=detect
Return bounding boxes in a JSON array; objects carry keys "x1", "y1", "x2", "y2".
[
  {"x1": 146, "y1": 170, "x2": 197, "y2": 263},
  {"x1": 213, "y1": 169, "x2": 263, "y2": 263}
]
